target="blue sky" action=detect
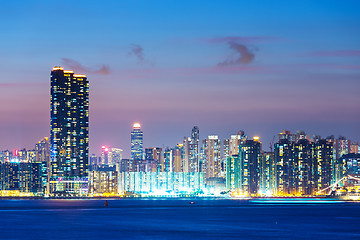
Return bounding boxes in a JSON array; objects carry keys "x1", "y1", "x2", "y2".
[{"x1": 0, "y1": 0, "x2": 359, "y2": 157}]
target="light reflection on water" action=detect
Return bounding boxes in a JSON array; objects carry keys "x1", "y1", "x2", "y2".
[
  {"x1": 249, "y1": 198, "x2": 346, "y2": 204},
  {"x1": 0, "y1": 198, "x2": 359, "y2": 239}
]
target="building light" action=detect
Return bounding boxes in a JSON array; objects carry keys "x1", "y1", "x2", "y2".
[
  {"x1": 52, "y1": 66, "x2": 64, "y2": 71},
  {"x1": 133, "y1": 122, "x2": 141, "y2": 129}
]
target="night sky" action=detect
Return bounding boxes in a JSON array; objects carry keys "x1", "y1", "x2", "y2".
[{"x1": 0, "y1": 0, "x2": 359, "y2": 158}]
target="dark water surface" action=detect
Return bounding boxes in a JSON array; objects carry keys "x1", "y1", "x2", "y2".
[{"x1": 0, "y1": 198, "x2": 359, "y2": 239}]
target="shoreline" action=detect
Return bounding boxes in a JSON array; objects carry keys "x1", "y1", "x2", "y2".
[{"x1": 0, "y1": 195, "x2": 341, "y2": 200}]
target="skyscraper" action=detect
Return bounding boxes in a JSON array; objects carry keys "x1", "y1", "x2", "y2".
[
  {"x1": 238, "y1": 137, "x2": 261, "y2": 196},
  {"x1": 144, "y1": 147, "x2": 162, "y2": 172},
  {"x1": 99, "y1": 146, "x2": 123, "y2": 165},
  {"x1": 259, "y1": 152, "x2": 276, "y2": 196},
  {"x1": 108, "y1": 148, "x2": 123, "y2": 165},
  {"x1": 100, "y1": 146, "x2": 109, "y2": 165},
  {"x1": 50, "y1": 67, "x2": 89, "y2": 180},
  {"x1": 190, "y1": 126, "x2": 200, "y2": 171},
  {"x1": 173, "y1": 144, "x2": 183, "y2": 172},
  {"x1": 275, "y1": 135, "x2": 334, "y2": 196},
  {"x1": 35, "y1": 137, "x2": 51, "y2": 195},
  {"x1": 183, "y1": 137, "x2": 191, "y2": 172},
  {"x1": 183, "y1": 126, "x2": 200, "y2": 172},
  {"x1": 226, "y1": 154, "x2": 241, "y2": 192},
  {"x1": 313, "y1": 139, "x2": 333, "y2": 193},
  {"x1": 203, "y1": 135, "x2": 221, "y2": 181},
  {"x1": 163, "y1": 147, "x2": 172, "y2": 172},
  {"x1": 293, "y1": 139, "x2": 313, "y2": 195},
  {"x1": 223, "y1": 131, "x2": 247, "y2": 161},
  {"x1": 223, "y1": 131, "x2": 247, "y2": 174},
  {"x1": 274, "y1": 138, "x2": 295, "y2": 195},
  {"x1": 131, "y1": 123, "x2": 143, "y2": 161}
]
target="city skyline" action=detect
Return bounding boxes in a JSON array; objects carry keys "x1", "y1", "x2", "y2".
[
  {"x1": 1, "y1": 2, "x2": 360, "y2": 239},
  {"x1": 0, "y1": 63, "x2": 358, "y2": 198},
  {"x1": 0, "y1": 1, "x2": 359, "y2": 159}
]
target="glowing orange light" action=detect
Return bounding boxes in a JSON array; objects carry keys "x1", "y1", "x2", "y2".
[
  {"x1": 52, "y1": 66, "x2": 64, "y2": 71},
  {"x1": 74, "y1": 74, "x2": 86, "y2": 78},
  {"x1": 133, "y1": 122, "x2": 141, "y2": 129}
]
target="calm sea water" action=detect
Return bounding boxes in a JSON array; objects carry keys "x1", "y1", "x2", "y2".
[{"x1": 0, "y1": 198, "x2": 359, "y2": 239}]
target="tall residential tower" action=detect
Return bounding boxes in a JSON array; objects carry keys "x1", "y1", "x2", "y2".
[
  {"x1": 50, "y1": 67, "x2": 89, "y2": 179},
  {"x1": 183, "y1": 126, "x2": 200, "y2": 172}
]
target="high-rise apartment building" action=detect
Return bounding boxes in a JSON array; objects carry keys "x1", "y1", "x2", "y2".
[
  {"x1": 293, "y1": 139, "x2": 314, "y2": 195},
  {"x1": 313, "y1": 139, "x2": 333, "y2": 192},
  {"x1": 223, "y1": 131, "x2": 247, "y2": 174},
  {"x1": 226, "y1": 154, "x2": 240, "y2": 192},
  {"x1": 100, "y1": 146, "x2": 109, "y2": 165},
  {"x1": 50, "y1": 67, "x2": 89, "y2": 179},
  {"x1": 163, "y1": 148, "x2": 172, "y2": 172},
  {"x1": 259, "y1": 152, "x2": 276, "y2": 195},
  {"x1": 131, "y1": 123, "x2": 143, "y2": 161},
  {"x1": 223, "y1": 131, "x2": 247, "y2": 161},
  {"x1": 350, "y1": 142, "x2": 359, "y2": 154},
  {"x1": 108, "y1": 148, "x2": 123, "y2": 165},
  {"x1": 326, "y1": 135, "x2": 351, "y2": 161},
  {"x1": 100, "y1": 147, "x2": 123, "y2": 165},
  {"x1": 183, "y1": 126, "x2": 200, "y2": 172},
  {"x1": 274, "y1": 138, "x2": 295, "y2": 195},
  {"x1": 190, "y1": 126, "x2": 200, "y2": 171},
  {"x1": 35, "y1": 137, "x2": 51, "y2": 195},
  {"x1": 275, "y1": 136, "x2": 334, "y2": 196},
  {"x1": 144, "y1": 147, "x2": 162, "y2": 172},
  {"x1": 173, "y1": 145, "x2": 183, "y2": 172},
  {"x1": 340, "y1": 153, "x2": 360, "y2": 176},
  {"x1": 238, "y1": 137, "x2": 261, "y2": 196},
  {"x1": 203, "y1": 135, "x2": 221, "y2": 181},
  {"x1": 183, "y1": 137, "x2": 191, "y2": 172}
]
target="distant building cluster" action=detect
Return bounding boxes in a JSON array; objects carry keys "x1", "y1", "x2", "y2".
[
  {"x1": 88, "y1": 126, "x2": 360, "y2": 197},
  {"x1": 0, "y1": 138, "x2": 50, "y2": 196},
  {"x1": 0, "y1": 67, "x2": 359, "y2": 197}
]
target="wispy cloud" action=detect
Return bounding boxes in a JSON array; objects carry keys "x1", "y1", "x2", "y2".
[
  {"x1": 128, "y1": 44, "x2": 145, "y2": 63},
  {"x1": 309, "y1": 50, "x2": 360, "y2": 57},
  {"x1": 61, "y1": 58, "x2": 110, "y2": 75},
  {"x1": 200, "y1": 36, "x2": 273, "y2": 66},
  {"x1": 218, "y1": 42, "x2": 256, "y2": 66}
]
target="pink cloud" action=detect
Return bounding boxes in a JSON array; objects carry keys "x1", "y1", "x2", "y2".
[{"x1": 61, "y1": 58, "x2": 110, "y2": 75}]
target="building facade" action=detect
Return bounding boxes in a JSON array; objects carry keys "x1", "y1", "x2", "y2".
[
  {"x1": 203, "y1": 135, "x2": 221, "y2": 181},
  {"x1": 238, "y1": 138, "x2": 261, "y2": 196},
  {"x1": 274, "y1": 135, "x2": 334, "y2": 196},
  {"x1": 131, "y1": 123, "x2": 143, "y2": 161},
  {"x1": 183, "y1": 126, "x2": 200, "y2": 172},
  {"x1": 50, "y1": 67, "x2": 89, "y2": 180}
]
